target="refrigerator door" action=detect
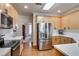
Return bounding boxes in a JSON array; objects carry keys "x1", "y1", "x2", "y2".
[
  {"x1": 38, "y1": 39, "x2": 52, "y2": 50},
  {"x1": 37, "y1": 23, "x2": 52, "y2": 50}
]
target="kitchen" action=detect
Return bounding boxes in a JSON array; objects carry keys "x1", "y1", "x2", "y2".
[{"x1": 0, "y1": 3, "x2": 79, "y2": 56}]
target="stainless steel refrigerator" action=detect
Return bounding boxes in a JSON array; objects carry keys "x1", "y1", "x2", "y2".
[{"x1": 37, "y1": 23, "x2": 52, "y2": 50}]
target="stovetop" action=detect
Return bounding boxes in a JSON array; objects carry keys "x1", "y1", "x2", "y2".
[{"x1": 0, "y1": 40, "x2": 20, "y2": 48}]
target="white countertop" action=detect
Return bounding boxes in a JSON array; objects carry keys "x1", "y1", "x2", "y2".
[
  {"x1": 4, "y1": 36, "x2": 23, "y2": 40},
  {"x1": 54, "y1": 43, "x2": 79, "y2": 56},
  {"x1": 0, "y1": 48, "x2": 11, "y2": 56}
]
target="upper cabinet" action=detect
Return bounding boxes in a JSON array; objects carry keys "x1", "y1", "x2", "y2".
[
  {"x1": 62, "y1": 11, "x2": 79, "y2": 29},
  {"x1": 37, "y1": 16, "x2": 61, "y2": 30}
]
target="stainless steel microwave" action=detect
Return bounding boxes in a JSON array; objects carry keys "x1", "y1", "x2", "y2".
[{"x1": 0, "y1": 13, "x2": 13, "y2": 29}]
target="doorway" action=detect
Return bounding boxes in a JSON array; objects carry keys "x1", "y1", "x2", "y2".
[{"x1": 22, "y1": 23, "x2": 33, "y2": 47}]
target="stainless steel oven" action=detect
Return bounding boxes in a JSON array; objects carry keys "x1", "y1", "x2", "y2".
[
  {"x1": 0, "y1": 39, "x2": 20, "y2": 56},
  {"x1": 12, "y1": 42, "x2": 20, "y2": 56}
]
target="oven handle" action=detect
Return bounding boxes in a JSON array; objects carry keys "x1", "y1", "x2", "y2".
[{"x1": 13, "y1": 43, "x2": 20, "y2": 51}]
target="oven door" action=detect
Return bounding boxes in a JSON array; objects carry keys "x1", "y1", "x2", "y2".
[{"x1": 12, "y1": 43, "x2": 20, "y2": 56}]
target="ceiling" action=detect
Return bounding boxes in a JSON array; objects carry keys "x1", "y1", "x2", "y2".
[{"x1": 12, "y1": 3, "x2": 79, "y2": 16}]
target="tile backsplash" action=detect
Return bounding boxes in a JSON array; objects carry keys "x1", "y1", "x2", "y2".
[{"x1": 0, "y1": 29, "x2": 13, "y2": 36}]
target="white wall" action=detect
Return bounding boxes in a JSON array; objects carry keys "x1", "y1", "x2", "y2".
[{"x1": 16, "y1": 15, "x2": 33, "y2": 36}]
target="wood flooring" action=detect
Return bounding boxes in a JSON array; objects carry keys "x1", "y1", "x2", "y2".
[
  {"x1": 21, "y1": 36, "x2": 76, "y2": 56},
  {"x1": 21, "y1": 43, "x2": 64, "y2": 56}
]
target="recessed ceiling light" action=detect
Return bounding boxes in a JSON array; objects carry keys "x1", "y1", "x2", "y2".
[
  {"x1": 5, "y1": 3, "x2": 11, "y2": 7},
  {"x1": 43, "y1": 3, "x2": 55, "y2": 10},
  {"x1": 57, "y1": 10, "x2": 61, "y2": 13},
  {"x1": 24, "y1": 5, "x2": 28, "y2": 8}
]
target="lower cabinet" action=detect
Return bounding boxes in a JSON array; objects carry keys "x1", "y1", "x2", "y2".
[
  {"x1": 60, "y1": 36, "x2": 76, "y2": 44},
  {"x1": 52, "y1": 36, "x2": 76, "y2": 45}
]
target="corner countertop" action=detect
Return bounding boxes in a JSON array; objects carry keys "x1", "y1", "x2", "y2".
[
  {"x1": 54, "y1": 43, "x2": 79, "y2": 56},
  {"x1": 0, "y1": 48, "x2": 11, "y2": 56}
]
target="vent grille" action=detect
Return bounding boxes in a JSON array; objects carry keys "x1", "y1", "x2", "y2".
[{"x1": 35, "y1": 3, "x2": 43, "y2": 5}]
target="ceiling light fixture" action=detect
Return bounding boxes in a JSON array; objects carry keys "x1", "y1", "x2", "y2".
[
  {"x1": 5, "y1": 3, "x2": 11, "y2": 7},
  {"x1": 57, "y1": 10, "x2": 61, "y2": 13},
  {"x1": 24, "y1": 5, "x2": 28, "y2": 8},
  {"x1": 43, "y1": 3, "x2": 55, "y2": 10}
]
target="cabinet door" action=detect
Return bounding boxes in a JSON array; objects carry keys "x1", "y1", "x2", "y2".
[
  {"x1": 61, "y1": 37, "x2": 76, "y2": 44},
  {"x1": 60, "y1": 36, "x2": 65, "y2": 44},
  {"x1": 52, "y1": 36, "x2": 61, "y2": 45}
]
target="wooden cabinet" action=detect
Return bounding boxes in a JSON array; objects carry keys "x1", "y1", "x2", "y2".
[
  {"x1": 52, "y1": 36, "x2": 76, "y2": 45},
  {"x1": 62, "y1": 11, "x2": 79, "y2": 29},
  {"x1": 64, "y1": 36, "x2": 75, "y2": 43},
  {"x1": 52, "y1": 36, "x2": 61, "y2": 45},
  {"x1": 37, "y1": 16, "x2": 61, "y2": 29}
]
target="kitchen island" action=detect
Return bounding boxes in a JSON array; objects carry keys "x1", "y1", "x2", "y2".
[
  {"x1": 54, "y1": 43, "x2": 79, "y2": 56},
  {"x1": 52, "y1": 30, "x2": 79, "y2": 56}
]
